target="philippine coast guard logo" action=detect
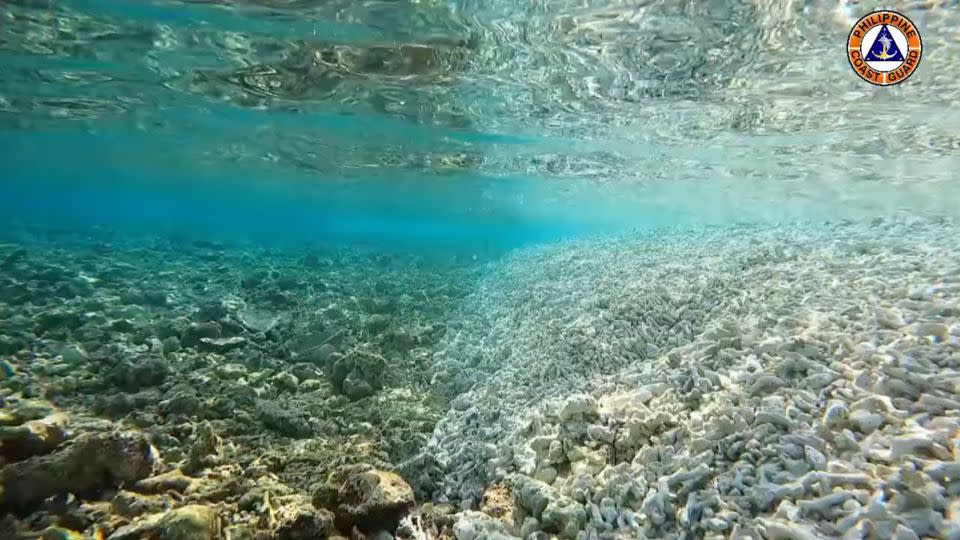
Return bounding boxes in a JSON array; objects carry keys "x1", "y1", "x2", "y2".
[
  {"x1": 847, "y1": 10, "x2": 922, "y2": 86},
  {"x1": 847, "y1": 11, "x2": 921, "y2": 86}
]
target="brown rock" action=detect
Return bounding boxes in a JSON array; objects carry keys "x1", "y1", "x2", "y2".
[
  {"x1": 481, "y1": 483, "x2": 516, "y2": 529},
  {"x1": 112, "y1": 490, "x2": 168, "y2": 518},
  {"x1": 273, "y1": 495, "x2": 334, "y2": 540},
  {"x1": 131, "y1": 469, "x2": 196, "y2": 494},
  {"x1": 156, "y1": 504, "x2": 220, "y2": 540},
  {"x1": 0, "y1": 412, "x2": 68, "y2": 461},
  {"x1": 0, "y1": 431, "x2": 156, "y2": 513},
  {"x1": 108, "y1": 504, "x2": 221, "y2": 540},
  {"x1": 320, "y1": 465, "x2": 414, "y2": 533}
]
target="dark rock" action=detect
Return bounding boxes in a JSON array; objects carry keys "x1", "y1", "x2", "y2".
[
  {"x1": 0, "y1": 248, "x2": 27, "y2": 270},
  {"x1": 219, "y1": 318, "x2": 246, "y2": 337},
  {"x1": 384, "y1": 331, "x2": 416, "y2": 354},
  {"x1": 365, "y1": 314, "x2": 391, "y2": 334},
  {"x1": 0, "y1": 282, "x2": 30, "y2": 305},
  {"x1": 206, "y1": 397, "x2": 237, "y2": 420},
  {"x1": 121, "y1": 290, "x2": 169, "y2": 307},
  {"x1": 238, "y1": 488, "x2": 266, "y2": 512},
  {"x1": 266, "y1": 290, "x2": 296, "y2": 307},
  {"x1": 289, "y1": 363, "x2": 323, "y2": 383},
  {"x1": 21, "y1": 383, "x2": 42, "y2": 398},
  {"x1": 0, "y1": 335, "x2": 24, "y2": 355},
  {"x1": 153, "y1": 320, "x2": 181, "y2": 339},
  {"x1": 192, "y1": 239, "x2": 224, "y2": 249},
  {"x1": 0, "y1": 431, "x2": 156, "y2": 513},
  {"x1": 100, "y1": 393, "x2": 136, "y2": 416},
  {"x1": 341, "y1": 373, "x2": 374, "y2": 401},
  {"x1": 195, "y1": 302, "x2": 229, "y2": 322},
  {"x1": 0, "y1": 515, "x2": 15, "y2": 539},
  {"x1": 306, "y1": 344, "x2": 338, "y2": 369},
  {"x1": 161, "y1": 392, "x2": 202, "y2": 417},
  {"x1": 112, "y1": 490, "x2": 166, "y2": 518},
  {"x1": 241, "y1": 271, "x2": 268, "y2": 289},
  {"x1": 181, "y1": 322, "x2": 222, "y2": 348},
  {"x1": 110, "y1": 319, "x2": 138, "y2": 333},
  {"x1": 100, "y1": 389, "x2": 159, "y2": 417},
  {"x1": 187, "y1": 422, "x2": 223, "y2": 473},
  {"x1": 162, "y1": 337, "x2": 182, "y2": 354},
  {"x1": 396, "y1": 452, "x2": 445, "y2": 502},
  {"x1": 274, "y1": 276, "x2": 301, "y2": 292},
  {"x1": 35, "y1": 309, "x2": 83, "y2": 334},
  {"x1": 362, "y1": 297, "x2": 395, "y2": 315},
  {"x1": 330, "y1": 351, "x2": 385, "y2": 401},
  {"x1": 256, "y1": 400, "x2": 314, "y2": 438},
  {"x1": 199, "y1": 336, "x2": 247, "y2": 353},
  {"x1": 51, "y1": 282, "x2": 80, "y2": 299},
  {"x1": 113, "y1": 356, "x2": 170, "y2": 391},
  {"x1": 295, "y1": 329, "x2": 344, "y2": 356},
  {"x1": 58, "y1": 508, "x2": 96, "y2": 533}
]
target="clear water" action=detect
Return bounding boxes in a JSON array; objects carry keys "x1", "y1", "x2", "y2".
[
  {"x1": 2, "y1": 0, "x2": 960, "y2": 538},
  {"x1": 4, "y1": 0, "x2": 959, "y2": 249}
]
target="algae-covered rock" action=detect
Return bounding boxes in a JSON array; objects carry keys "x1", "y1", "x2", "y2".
[
  {"x1": 271, "y1": 371, "x2": 300, "y2": 392},
  {"x1": 35, "y1": 309, "x2": 83, "y2": 334},
  {"x1": 0, "y1": 431, "x2": 156, "y2": 513},
  {"x1": 187, "y1": 422, "x2": 223, "y2": 473},
  {"x1": 306, "y1": 344, "x2": 337, "y2": 369},
  {"x1": 58, "y1": 343, "x2": 88, "y2": 364},
  {"x1": 451, "y1": 511, "x2": 519, "y2": 540},
  {"x1": 112, "y1": 490, "x2": 169, "y2": 519},
  {"x1": 330, "y1": 351, "x2": 386, "y2": 401},
  {"x1": 256, "y1": 399, "x2": 314, "y2": 438},
  {"x1": 364, "y1": 314, "x2": 391, "y2": 334},
  {"x1": 161, "y1": 390, "x2": 203, "y2": 417},
  {"x1": 0, "y1": 335, "x2": 24, "y2": 355},
  {"x1": 510, "y1": 476, "x2": 556, "y2": 520},
  {"x1": 273, "y1": 495, "x2": 334, "y2": 540},
  {"x1": 199, "y1": 336, "x2": 247, "y2": 353},
  {"x1": 194, "y1": 302, "x2": 229, "y2": 322},
  {"x1": 318, "y1": 464, "x2": 414, "y2": 533},
  {"x1": 0, "y1": 412, "x2": 68, "y2": 461},
  {"x1": 132, "y1": 469, "x2": 195, "y2": 494},
  {"x1": 111, "y1": 504, "x2": 221, "y2": 540},
  {"x1": 480, "y1": 483, "x2": 516, "y2": 529},
  {"x1": 341, "y1": 372, "x2": 374, "y2": 401},
  {"x1": 181, "y1": 322, "x2": 221, "y2": 348},
  {"x1": 540, "y1": 497, "x2": 586, "y2": 540},
  {"x1": 113, "y1": 356, "x2": 170, "y2": 391},
  {"x1": 156, "y1": 505, "x2": 220, "y2": 540}
]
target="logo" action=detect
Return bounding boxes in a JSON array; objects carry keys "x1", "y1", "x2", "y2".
[{"x1": 847, "y1": 11, "x2": 922, "y2": 86}]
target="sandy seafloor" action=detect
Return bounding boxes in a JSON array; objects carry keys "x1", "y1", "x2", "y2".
[{"x1": 0, "y1": 217, "x2": 958, "y2": 540}]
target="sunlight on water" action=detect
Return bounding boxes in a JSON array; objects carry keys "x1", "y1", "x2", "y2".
[
  {"x1": 2, "y1": 2, "x2": 960, "y2": 539},
  {"x1": 3, "y1": 0, "x2": 959, "y2": 244}
]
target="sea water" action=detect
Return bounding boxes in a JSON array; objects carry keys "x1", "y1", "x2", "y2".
[{"x1": 1, "y1": 1, "x2": 959, "y2": 538}]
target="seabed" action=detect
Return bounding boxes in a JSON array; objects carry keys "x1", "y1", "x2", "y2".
[{"x1": 1, "y1": 217, "x2": 959, "y2": 539}]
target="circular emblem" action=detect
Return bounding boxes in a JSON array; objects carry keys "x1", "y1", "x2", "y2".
[{"x1": 847, "y1": 10, "x2": 922, "y2": 86}]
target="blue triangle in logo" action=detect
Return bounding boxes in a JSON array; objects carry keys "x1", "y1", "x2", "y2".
[{"x1": 865, "y1": 25, "x2": 905, "y2": 62}]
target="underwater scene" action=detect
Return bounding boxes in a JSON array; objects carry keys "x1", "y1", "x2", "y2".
[{"x1": 2, "y1": 0, "x2": 960, "y2": 538}]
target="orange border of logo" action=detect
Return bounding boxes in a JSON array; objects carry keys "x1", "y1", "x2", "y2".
[{"x1": 847, "y1": 10, "x2": 922, "y2": 86}]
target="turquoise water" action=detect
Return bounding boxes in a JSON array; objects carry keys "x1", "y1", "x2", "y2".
[
  {"x1": 2, "y1": 1, "x2": 960, "y2": 539},
  {"x1": 4, "y1": 0, "x2": 959, "y2": 250}
]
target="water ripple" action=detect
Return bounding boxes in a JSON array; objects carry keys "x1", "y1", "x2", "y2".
[{"x1": 2, "y1": 0, "x2": 959, "y2": 217}]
